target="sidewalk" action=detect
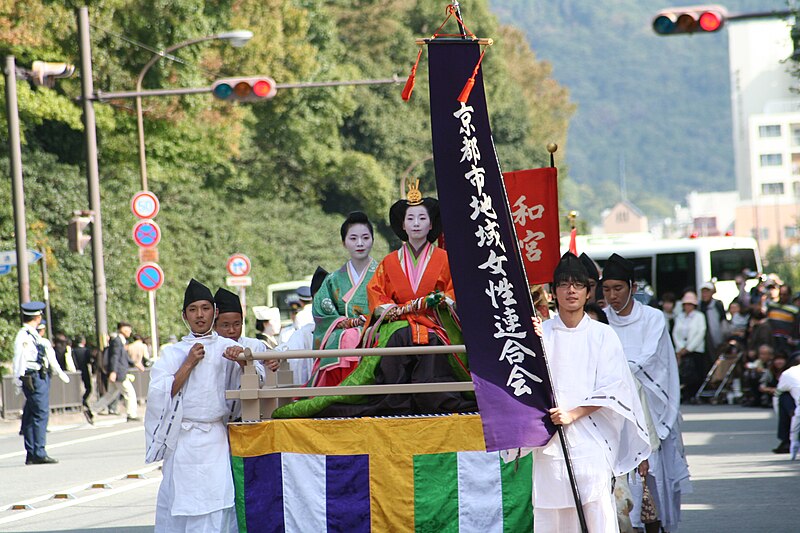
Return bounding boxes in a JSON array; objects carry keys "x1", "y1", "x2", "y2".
[{"x1": 0, "y1": 410, "x2": 130, "y2": 436}]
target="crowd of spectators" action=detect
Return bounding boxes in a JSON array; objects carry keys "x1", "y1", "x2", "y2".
[{"x1": 647, "y1": 273, "x2": 800, "y2": 455}]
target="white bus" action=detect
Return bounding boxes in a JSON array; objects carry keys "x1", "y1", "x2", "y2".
[
  {"x1": 563, "y1": 234, "x2": 762, "y2": 306},
  {"x1": 266, "y1": 277, "x2": 312, "y2": 326}
]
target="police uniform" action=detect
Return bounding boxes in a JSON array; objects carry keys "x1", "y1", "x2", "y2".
[{"x1": 11, "y1": 302, "x2": 58, "y2": 465}]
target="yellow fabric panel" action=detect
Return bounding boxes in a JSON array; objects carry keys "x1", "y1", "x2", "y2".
[
  {"x1": 369, "y1": 453, "x2": 415, "y2": 533},
  {"x1": 228, "y1": 414, "x2": 487, "y2": 457}
]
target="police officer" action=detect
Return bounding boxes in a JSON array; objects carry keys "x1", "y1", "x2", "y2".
[{"x1": 11, "y1": 302, "x2": 63, "y2": 464}]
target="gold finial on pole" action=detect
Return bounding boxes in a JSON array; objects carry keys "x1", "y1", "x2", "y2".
[
  {"x1": 547, "y1": 143, "x2": 558, "y2": 167},
  {"x1": 568, "y1": 210, "x2": 578, "y2": 229}
]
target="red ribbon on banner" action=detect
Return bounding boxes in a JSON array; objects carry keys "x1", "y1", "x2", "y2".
[{"x1": 502, "y1": 167, "x2": 560, "y2": 285}]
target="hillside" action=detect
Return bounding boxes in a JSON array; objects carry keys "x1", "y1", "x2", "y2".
[{"x1": 490, "y1": 0, "x2": 790, "y2": 220}]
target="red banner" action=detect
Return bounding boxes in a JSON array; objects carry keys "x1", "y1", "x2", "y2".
[{"x1": 502, "y1": 168, "x2": 560, "y2": 285}]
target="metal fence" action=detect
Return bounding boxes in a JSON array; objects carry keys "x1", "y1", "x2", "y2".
[{"x1": 1, "y1": 369, "x2": 151, "y2": 419}]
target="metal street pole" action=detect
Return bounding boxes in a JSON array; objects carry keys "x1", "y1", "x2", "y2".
[
  {"x1": 4, "y1": 56, "x2": 31, "y2": 306},
  {"x1": 133, "y1": 30, "x2": 251, "y2": 355},
  {"x1": 77, "y1": 7, "x2": 109, "y2": 349},
  {"x1": 134, "y1": 31, "x2": 252, "y2": 192},
  {"x1": 40, "y1": 248, "x2": 52, "y2": 340}
]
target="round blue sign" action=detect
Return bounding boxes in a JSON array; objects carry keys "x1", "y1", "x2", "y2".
[
  {"x1": 135, "y1": 263, "x2": 164, "y2": 291},
  {"x1": 132, "y1": 220, "x2": 161, "y2": 248}
]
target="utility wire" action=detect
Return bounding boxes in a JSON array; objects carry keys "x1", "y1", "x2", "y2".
[{"x1": 89, "y1": 23, "x2": 218, "y2": 79}]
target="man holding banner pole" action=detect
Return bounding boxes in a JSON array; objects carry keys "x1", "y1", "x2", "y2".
[{"x1": 525, "y1": 253, "x2": 651, "y2": 531}]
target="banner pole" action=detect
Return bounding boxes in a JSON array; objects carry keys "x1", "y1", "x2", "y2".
[{"x1": 497, "y1": 160, "x2": 589, "y2": 532}]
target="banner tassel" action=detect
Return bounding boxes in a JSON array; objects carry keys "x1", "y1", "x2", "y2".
[
  {"x1": 456, "y1": 47, "x2": 487, "y2": 103},
  {"x1": 402, "y1": 47, "x2": 424, "y2": 102}
]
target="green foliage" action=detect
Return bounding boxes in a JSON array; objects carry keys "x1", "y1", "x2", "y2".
[
  {"x1": 0, "y1": 0, "x2": 572, "y2": 360},
  {"x1": 765, "y1": 245, "x2": 799, "y2": 288}
]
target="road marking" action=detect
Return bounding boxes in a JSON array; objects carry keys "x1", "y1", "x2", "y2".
[
  {"x1": 0, "y1": 477, "x2": 161, "y2": 525},
  {"x1": 0, "y1": 426, "x2": 143, "y2": 460},
  {"x1": 0, "y1": 463, "x2": 161, "y2": 511}
]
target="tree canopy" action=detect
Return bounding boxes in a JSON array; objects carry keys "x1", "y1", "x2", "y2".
[{"x1": 0, "y1": 0, "x2": 574, "y2": 358}]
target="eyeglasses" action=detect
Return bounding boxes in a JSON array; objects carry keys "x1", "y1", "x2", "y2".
[{"x1": 555, "y1": 281, "x2": 586, "y2": 290}]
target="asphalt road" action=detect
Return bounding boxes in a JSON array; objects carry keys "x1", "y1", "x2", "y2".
[{"x1": 0, "y1": 404, "x2": 796, "y2": 532}]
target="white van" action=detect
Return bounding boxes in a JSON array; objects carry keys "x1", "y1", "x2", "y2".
[
  {"x1": 266, "y1": 277, "x2": 312, "y2": 326},
  {"x1": 563, "y1": 234, "x2": 762, "y2": 306}
]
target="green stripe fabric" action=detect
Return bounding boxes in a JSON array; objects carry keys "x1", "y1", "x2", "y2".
[
  {"x1": 414, "y1": 452, "x2": 460, "y2": 533},
  {"x1": 500, "y1": 453, "x2": 533, "y2": 533},
  {"x1": 231, "y1": 455, "x2": 247, "y2": 533}
]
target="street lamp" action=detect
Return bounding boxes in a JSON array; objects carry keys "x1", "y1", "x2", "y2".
[
  {"x1": 133, "y1": 30, "x2": 252, "y2": 354},
  {"x1": 134, "y1": 30, "x2": 253, "y2": 191}
]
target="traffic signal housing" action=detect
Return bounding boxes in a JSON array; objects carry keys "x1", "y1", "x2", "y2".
[
  {"x1": 31, "y1": 61, "x2": 75, "y2": 87},
  {"x1": 211, "y1": 77, "x2": 277, "y2": 102},
  {"x1": 68, "y1": 213, "x2": 92, "y2": 254},
  {"x1": 653, "y1": 5, "x2": 727, "y2": 36}
]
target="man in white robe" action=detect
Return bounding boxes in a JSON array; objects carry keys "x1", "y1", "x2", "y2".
[
  {"x1": 530, "y1": 252, "x2": 651, "y2": 533},
  {"x1": 214, "y1": 287, "x2": 269, "y2": 417},
  {"x1": 145, "y1": 279, "x2": 262, "y2": 533},
  {"x1": 603, "y1": 253, "x2": 692, "y2": 532}
]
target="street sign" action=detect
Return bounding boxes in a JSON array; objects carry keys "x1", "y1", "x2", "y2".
[
  {"x1": 0, "y1": 265, "x2": 10, "y2": 276},
  {"x1": 131, "y1": 191, "x2": 160, "y2": 220},
  {"x1": 226, "y1": 254, "x2": 251, "y2": 277},
  {"x1": 135, "y1": 262, "x2": 164, "y2": 291},
  {"x1": 0, "y1": 249, "x2": 43, "y2": 267},
  {"x1": 132, "y1": 220, "x2": 161, "y2": 248},
  {"x1": 226, "y1": 275, "x2": 252, "y2": 287},
  {"x1": 139, "y1": 247, "x2": 159, "y2": 264}
]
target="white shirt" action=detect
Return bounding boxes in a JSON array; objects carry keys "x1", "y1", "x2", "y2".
[{"x1": 673, "y1": 309, "x2": 707, "y2": 353}]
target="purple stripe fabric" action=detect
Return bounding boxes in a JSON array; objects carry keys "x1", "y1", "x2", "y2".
[
  {"x1": 326, "y1": 454, "x2": 371, "y2": 533},
  {"x1": 244, "y1": 453, "x2": 285, "y2": 533}
]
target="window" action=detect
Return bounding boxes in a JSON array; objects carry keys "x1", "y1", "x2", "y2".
[
  {"x1": 710, "y1": 249, "x2": 757, "y2": 281},
  {"x1": 760, "y1": 153, "x2": 783, "y2": 167},
  {"x1": 656, "y1": 252, "x2": 696, "y2": 298},
  {"x1": 759, "y1": 125, "x2": 781, "y2": 138},
  {"x1": 786, "y1": 226, "x2": 799, "y2": 239},
  {"x1": 762, "y1": 182, "x2": 785, "y2": 195},
  {"x1": 793, "y1": 124, "x2": 800, "y2": 145},
  {"x1": 616, "y1": 211, "x2": 629, "y2": 223},
  {"x1": 794, "y1": 181, "x2": 800, "y2": 197}
]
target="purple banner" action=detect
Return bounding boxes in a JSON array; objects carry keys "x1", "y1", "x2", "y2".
[{"x1": 427, "y1": 40, "x2": 556, "y2": 451}]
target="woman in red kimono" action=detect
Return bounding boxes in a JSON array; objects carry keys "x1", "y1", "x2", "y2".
[{"x1": 272, "y1": 184, "x2": 475, "y2": 419}]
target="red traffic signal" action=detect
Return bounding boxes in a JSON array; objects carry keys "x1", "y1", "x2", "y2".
[
  {"x1": 653, "y1": 5, "x2": 727, "y2": 35},
  {"x1": 211, "y1": 77, "x2": 277, "y2": 102}
]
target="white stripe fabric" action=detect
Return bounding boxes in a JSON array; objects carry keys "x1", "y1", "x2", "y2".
[
  {"x1": 457, "y1": 451, "x2": 504, "y2": 533},
  {"x1": 282, "y1": 453, "x2": 327, "y2": 533}
]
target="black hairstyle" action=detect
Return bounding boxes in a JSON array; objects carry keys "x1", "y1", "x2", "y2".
[
  {"x1": 552, "y1": 252, "x2": 591, "y2": 289},
  {"x1": 340, "y1": 211, "x2": 374, "y2": 241},
  {"x1": 584, "y1": 302, "x2": 609, "y2": 324},
  {"x1": 388, "y1": 197, "x2": 442, "y2": 243}
]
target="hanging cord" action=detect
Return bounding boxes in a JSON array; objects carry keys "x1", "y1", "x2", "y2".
[
  {"x1": 432, "y1": 4, "x2": 477, "y2": 39},
  {"x1": 456, "y1": 46, "x2": 488, "y2": 103},
  {"x1": 401, "y1": 47, "x2": 424, "y2": 102},
  {"x1": 401, "y1": 3, "x2": 481, "y2": 102}
]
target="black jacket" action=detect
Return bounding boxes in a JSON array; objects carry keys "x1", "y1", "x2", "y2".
[{"x1": 108, "y1": 335, "x2": 131, "y2": 378}]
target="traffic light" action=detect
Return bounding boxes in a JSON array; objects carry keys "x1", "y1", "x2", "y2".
[
  {"x1": 68, "y1": 214, "x2": 92, "y2": 254},
  {"x1": 31, "y1": 61, "x2": 75, "y2": 87},
  {"x1": 211, "y1": 77, "x2": 277, "y2": 102},
  {"x1": 652, "y1": 5, "x2": 727, "y2": 35}
]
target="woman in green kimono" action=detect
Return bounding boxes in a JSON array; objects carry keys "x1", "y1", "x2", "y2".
[{"x1": 307, "y1": 211, "x2": 378, "y2": 387}]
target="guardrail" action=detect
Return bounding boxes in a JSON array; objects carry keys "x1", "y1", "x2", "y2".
[
  {"x1": 1, "y1": 369, "x2": 151, "y2": 419},
  {"x1": 225, "y1": 345, "x2": 472, "y2": 421}
]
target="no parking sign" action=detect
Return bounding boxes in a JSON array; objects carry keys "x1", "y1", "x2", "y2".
[{"x1": 135, "y1": 262, "x2": 164, "y2": 291}]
